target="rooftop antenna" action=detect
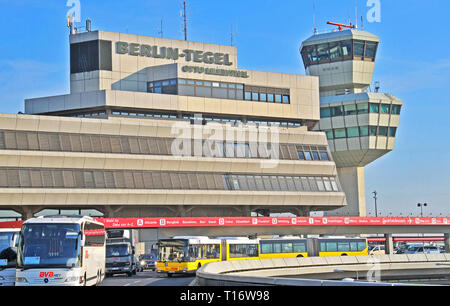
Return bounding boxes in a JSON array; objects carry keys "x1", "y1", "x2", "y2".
[
  {"x1": 313, "y1": 0, "x2": 317, "y2": 34},
  {"x1": 355, "y1": 0, "x2": 358, "y2": 28},
  {"x1": 158, "y1": 18, "x2": 164, "y2": 38},
  {"x1": 375, "y1": 81, "x2": 380, "y2": 93},
  {"x1": 230, "y1": 24, "x2": 238, "y2": 46},
  {"x1": 67, "y1": 15, "x2": 76, "y2": 35},
  {"x1": 86, "y1": 18, "x2": 92, "y2": 32},
  {"x1": 183, "y1": 1, "x2": 188, "y2": 41}
]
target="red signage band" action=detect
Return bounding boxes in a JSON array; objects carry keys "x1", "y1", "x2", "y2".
[{"x1": 1, "y1": 217, "x2": 450, "y2": 229}]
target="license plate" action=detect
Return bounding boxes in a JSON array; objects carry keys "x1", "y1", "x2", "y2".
[{"x1": 165, "y1": 263, "x2": 168, "y2": 267}]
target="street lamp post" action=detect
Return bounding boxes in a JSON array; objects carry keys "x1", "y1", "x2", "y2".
[
  {"x1": 417, "y1": 203, "x2": 428, "y2": 217},
  {"x1": 373, "y1": 191, "x2": 378, "y2": 217}
]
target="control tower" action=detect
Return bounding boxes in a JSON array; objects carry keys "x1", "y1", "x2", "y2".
[{"x1": 300, "y1": 23, "x2": 403, "y2": 216}]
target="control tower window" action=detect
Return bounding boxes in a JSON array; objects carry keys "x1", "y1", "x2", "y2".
[
  {"x1": 329, "y1": 42, "x2": 343, "y2": 60},
  {"x1": 341, "y1": 40, "x2": 353, "y2": 59},
  {"x1": 354, "y1": 40, "x2": 365, "y2": 58},
  {"x1": 365, "y1": 42, "x2": 378, "y2": 60},
  {"x1": 317, "y1": 43, "x2": 330, "y2": 62}
]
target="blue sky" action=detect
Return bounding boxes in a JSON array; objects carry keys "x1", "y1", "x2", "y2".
[{"x1": 0, "y1": 0, "x2": 449, "y2": 216}]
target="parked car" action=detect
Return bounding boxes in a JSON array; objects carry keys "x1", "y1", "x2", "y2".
[
  {"x1": 369, "y1": 245, "x2": 385, "y2": 255},
  {"x1": 405, "y1": 245, "x2": 440, "y2": 254},
  {"x1": 139, "y1": 253, "x2": 157, "y2": 271}
]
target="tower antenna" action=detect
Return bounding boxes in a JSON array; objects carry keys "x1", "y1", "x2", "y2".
[
  {"x1": 158, "y1": 18, "x2": 164, "y2": 38},
  {"x1": 355, "y1": 0, "x2": 358, "y2": 28},
  {"x1": 313, "y1": 0, "x2": 317, "y2": 34},
  {"x1": 183, "y1": 1, "x2": 187, "y2": 41}
]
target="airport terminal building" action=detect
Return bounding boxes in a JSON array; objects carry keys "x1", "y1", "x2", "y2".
[{"x1": 0, "y1": 29, "x2": 348, "y2": 219}]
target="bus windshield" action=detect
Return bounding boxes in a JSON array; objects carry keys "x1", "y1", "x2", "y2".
[
  {"x1": 158, "y1": 240, "x2": 188, "y2": 262},
  {"x1": 0, "y1": 232, "x2": 17, "y2": 269},
  {"x1": 106, "y1": 244, "x2": 131, "y2": 258},
  {"x1": 18, "y1": 224, "x2": 81, "y2": 269}
]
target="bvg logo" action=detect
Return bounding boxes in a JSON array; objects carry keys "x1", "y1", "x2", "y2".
[{"x1": 39, "y1": 272, "x2": 54, "y2": 278}]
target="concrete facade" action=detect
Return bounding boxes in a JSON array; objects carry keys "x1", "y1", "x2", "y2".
[{"x1": 0, "y1": 29, "x2": 348, "y2": 219}]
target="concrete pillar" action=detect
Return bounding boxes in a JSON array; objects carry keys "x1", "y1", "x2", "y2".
[
  {"x1": 384, "y1": 233, "x2": 394, "y2": 255},
  {"x1": 325, "y1": 167, "x2": 366, "y2": 217},
  {"x1": 445, "y1": 233, "x2": 450, "y2": 254}
]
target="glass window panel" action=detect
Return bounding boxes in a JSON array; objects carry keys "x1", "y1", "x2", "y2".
[
  {"x1": 252, "y1": 92, "x2": 259, "y2": 101},
  {"x1": 260, "y1": 93, "x2": 267, "y2": 102},
  {"x1": 329, "y1": 42, "x2": 343, "y2": 60},
  {"x1": 369, "y1": 126, "x2": 378, "y2": 136},
  {"x1": 389, "y1": 127, "x2": 397, "y2": 137},
  {"x1": 347, "y1": 127, "x2": 360, "y2": 138},
  {"x1": 350, "y1": 242, "x2": 359, "y2": 252},
  {"x1": 323, "y1": 178, "x2": 333, "y2": 191},
  {"x1": 245, "y1": 91, "x2": 252, "y2": 101},
  {"x1": 275, "y1": 94, "x2": 282, "y2": 103},
  {"x1": 293, "y1": 177, "x2": 303, "y2": 191},
  {"x1": 320, "y1": 107, "x2": 331, "y2": 118},
  {"x1": 353, "y1": 40, "x2": 365, "y2": 57},
  {"x1": 331, "y1": 106, "x2": 343, "y2": 116},
  {"x1": 282, "y1": 243, "x2": 293, "y2": 253},
  {"x1": 357, "y1": 103, "x2": 369, "y2": 114},
  {"x1": 316, "y1": 177, "x2": 325, "y2": 191},
  {"x1": 320, "y1": 242, "x2": 326, "y2": 252},
  {"x1": 378, "y1": 126, "x2": 388, "y2": 136},
  {"x1": 261, "y1": 243, "x2": 273, "y2": 254},
  {"x1": 334, "y1": 128, "x2": 347, "y2": 139},
  {"x1": 338, "y1": 242, "x2": 350, "y2": 252},
  {"x1": 254, "y1": 176, "x2": 264, "y2": 191},
  {"x1": 324, "y1": 130, "x2": 334, "y2": 140},
  {"x1": 270, "y1": 177, "x2": 281, "y2": 191},
  {"x1": 267, "y1": 93, "x2": 274, "y2": 102},
  {"x1": 320, "y1": 152, "x2": 330, "y2": 161},
  {"x1": 365, "y1": 42, "x2": 378, "y2": 59},
  {"x1": 341, "y1": 40, "x2": 353, "y2": 57},
  {"x1": 358, "y1": 242, "x2": 367, "y2": 251},
  {"x1": 246, "y1": 176, "x2": 256, "y2": 190},
  {"x1": 308, "y1": 177, "x2": 318, "y2": 191},
  {"x1": 278, "y1": 177, "x2": 288, "y2": 191},
  {"x1": 298, "y1": 151, "x2": 305, "y2": 160},
  {"x1": 317, "y1": 43, "x2": 330, "y2": 61},
  {"x1": 344, "y1": 104, "x2": 357, "y2": 115},
  {"x1": 312, "y1": 151, "x2": 320, "y2": 160},
  {"x1": 380, "y1": 104, "x2": 391, "y2": 114},
  {"x1": 369, "y1": 103, "x2": 380, "y2": 113},
  {"x1": 262, "y1": 176, "x2": 272, "y2": 190},
  {"x1": 237, "y1": 176, "x2": 248, "y2": 191},
  {"x1": 273, "y1": 243, "x2": 282, "y2": 253},
  {"x1": 326, "y1": 242, "x2": 338, "y2": 252},
  {"x1": 304, "y1": 151, "x2": 312, "y2": 160},
  {"x1": 285, "y1": 177, "x2": 296, "y2": 191},
  {"x1": 282, "y1": 95, "x2": 290, "y2": 104},
  {"x1": 293, "y1": 242, "x2": 306, "y2": 253},
  {"x1": 330, "y1": 178, "x2": 339, "y2": 191},
  {"x1": 392, "y1": 105, "x2": 402, "y2": 115},
  {"x1": 359, "y1": 126, "x2": 369, "y2": 137}
]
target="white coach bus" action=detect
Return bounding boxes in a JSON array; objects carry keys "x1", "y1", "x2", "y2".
[
  {"x1": 0, "y1": 228, "x2": 20, "y2": 286},
  {"x1": 16, "y1": 215, "x2": 106, "y2": 286}
]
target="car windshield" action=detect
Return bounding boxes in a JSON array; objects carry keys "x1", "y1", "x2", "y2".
[
  {"x1": 158, "y1": 240, "x2": 188, "y2": 262},
  {"x1": 141, "y1": 254, "x2": 156, "y2": 260},
  {"x1": 18, "y1": 223, "x2": 81, "y2": 269},
  {"x1": 106, "y1": 244, "x2": 130, "y2": 257},
  {"x1": 0, "y1": 232, "x2": 17, "y2": 269}
]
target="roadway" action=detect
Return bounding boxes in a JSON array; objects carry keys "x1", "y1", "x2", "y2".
[{"x1": 100, "y1": 270, "x2": 194, "y2": 286}]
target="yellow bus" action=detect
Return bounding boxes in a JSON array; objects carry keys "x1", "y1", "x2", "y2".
[
  {"x1": 311, "y1": 237, "x2": 368, "y2": 257},
  {"x1": 156, "y1": 236, "x2": 259, "y2": 276},
  {"x1": 259, "y1": 238, "x2": 308, "y2": 259},
  {"x1": 156, "y1": 236, "x2": 222, "y2": 277}
]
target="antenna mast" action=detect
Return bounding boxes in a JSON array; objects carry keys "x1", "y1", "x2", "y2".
[
  {"x1": 183, "y1": 1, "x2": 187, "y2": 41},
  {"x1": 355, "y1": 0, "x2": 358, "y2": 28}
]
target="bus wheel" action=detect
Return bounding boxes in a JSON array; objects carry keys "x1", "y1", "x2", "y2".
[
  {"x1": 341, "y1": 254, "x2": 348, "y2": 256},
  {"x1": 297, "y1": 255, "x2": 304, "y2": 258}
]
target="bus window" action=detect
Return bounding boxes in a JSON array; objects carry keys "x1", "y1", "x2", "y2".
[
  {"x1": 326, "y1": 242, "x2": 337, "y2": 252},
  {"x1": 229, "y1": 244, "x2": 258, "y2": 258},
  {"x1": 293, "y1": 242, "x2": 306, "y2": 253},
  {"x1": 350, "y1": 242, "x2": 359, "y2": 252},
  {"x1": 282, "y1": 243, "x2": 293, "y2": 253},
  {"x1": 260, "y1": 243, "x2": 273, "y2": 254},
  {"x1": 273, "y1": 243, "x2": 282, "y2": 253},
  {"x1": 358, "y1": 242, "x2": 367, "y2": 252},
  {"x1": 338, "y1": 242, "x2": 350, "y2": 252}
]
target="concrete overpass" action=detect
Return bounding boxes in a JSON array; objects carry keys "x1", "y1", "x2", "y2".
[{"x1": 3, "y1": 216, "x2": 450, "y2": 254}]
